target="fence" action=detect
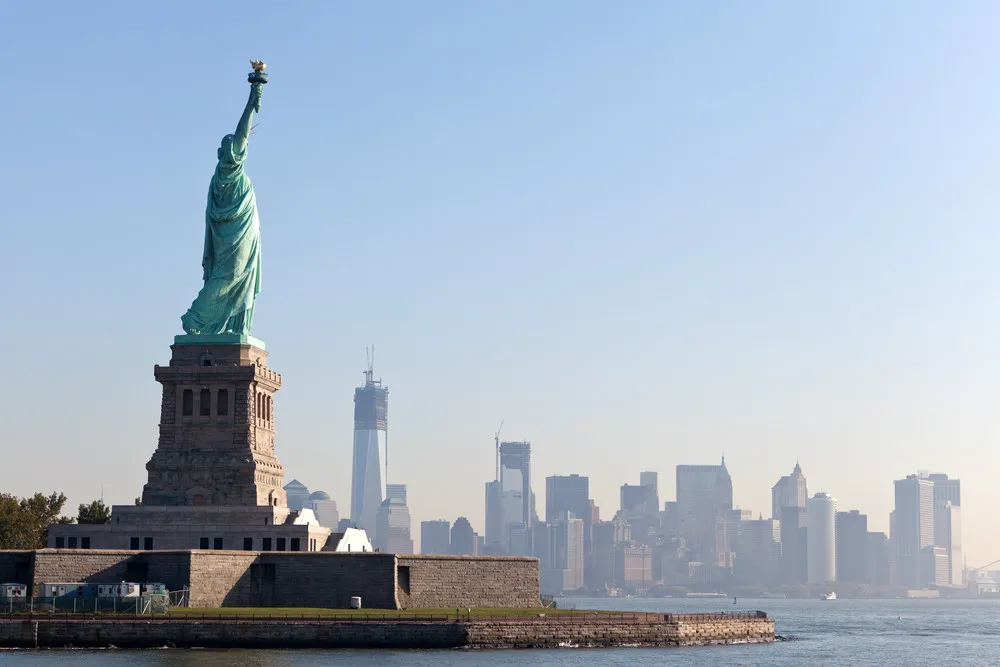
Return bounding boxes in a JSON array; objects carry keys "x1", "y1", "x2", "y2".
[{"x1": 0, "y1": 593, "x2": 169, "y2": 616}]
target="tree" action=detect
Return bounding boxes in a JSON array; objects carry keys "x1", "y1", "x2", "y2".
[
  {"x1": 77, "y1": 499, "x2": 112, "y2": 524},
  {"x1": 0, "y1": 492, "x2": 70, "y2": 549}
]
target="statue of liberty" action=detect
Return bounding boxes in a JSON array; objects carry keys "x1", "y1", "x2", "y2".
[{"x1": 181, "y1": 62, "x2": 268, "y2": 336}]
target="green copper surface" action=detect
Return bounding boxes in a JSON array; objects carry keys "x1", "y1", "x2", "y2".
[
  {"x1": 181, "y1": 78, "x2": 266, "y2": 337},
  {"x1": 173, "y1": 333, "x2": 265, "y2": 350}
]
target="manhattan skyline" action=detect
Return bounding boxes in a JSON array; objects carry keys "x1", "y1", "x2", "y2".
[{"x1": 2, "y1": 3, "x2": 1000, "y2": 566}]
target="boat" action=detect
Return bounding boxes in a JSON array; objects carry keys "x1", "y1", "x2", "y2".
[{"x1": 822, "y1": 592, "x2": 837, "y2": 600}]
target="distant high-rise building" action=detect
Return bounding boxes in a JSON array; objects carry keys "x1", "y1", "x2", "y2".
[
  {"x1": 308, "y1": 491, "x2": 339, "y2": 529},
  {"x1": 374, "y1": 484, "x2": 411, "y2": 554},
  {"x1": 451, "y1": 517, "x2": 478, "y2": 555},
  {"x1": 866, "y1": 531, "x2": 891, "y2": 585},
  {"x1": 545, "y1": 474, "x2": 592, "y2": 553},
  {"x1": 284, "y1": 479, "x2": 311, "y2": 512},
  {"x1": 484, "y1": 480, "x2": 502, "y2": 550},
  {"x1": 807, "y1": 493, "x2": 837, "y2": 584},
  {"x1": 893, "y1": 474, "x2": 934, "y2": 587},
  {"x1": 538, "y1": 511, "x2": 585, "y2": 595},
  {"x1": 920, "y1": 545, "x2": 949, "y2": 587},
  {"x1": 614, "y1": 543, "x2": 654, "y2": 590},
  {"x1": 934, "y1": 502, "x2": 962, "y2": 586},
  {"x1": 928, "y1": 473, "x2": 960, "y2": 506},
  {"x1": 771, "y1": 462, "x2": 807, "y2": 521},
  {"x1": 545, "y1": 475, "x2": 590, "y2": 524},
  {"x1": 499, "y1": 441, "x2": 531, "y2": 553},
  {"x1": 386, "y1": 483, "x2": 406, "y2": 504},
  {"x1": 930, "y1": 474, "x2": 962, "y2": 586},
  {"x1": 734, "y1": 518, "x2": 781, "y2": 585},
  {"x1": 620, "y1": 484, "x2": 657, "y2": 516},
  {"x1": 780, "y1": 506, "x2": 808, "y2": 584},
  {"x1": 835, "y1": 510, "x2": 868, "y2": 583},
  {"x1": 350, "y1": 361, "x2": 388, "y2": 534},
  {"x1": 676, "y1": 457, "x2": 732, "y2": 556},
  {"x1": 420, "y1": 520, "x2": 451, "y2": 555},
  {"x1": 715, "y1": 508, "x2": 750, "y2": 569},
  {"x1": 590, "y1": 516, "x2": 631, "y2": 588},
  {"x1": 639, "y1": 471, "x2": 659, "y2": 512}
]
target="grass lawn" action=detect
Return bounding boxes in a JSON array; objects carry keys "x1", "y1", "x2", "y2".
[{"x1": 166, "y1": 607, "x2": 614, "y2": 619}]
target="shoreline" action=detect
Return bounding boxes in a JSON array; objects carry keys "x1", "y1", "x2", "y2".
[{"x1": 0, "y1": 612, "x2": 774, "y2": 649}]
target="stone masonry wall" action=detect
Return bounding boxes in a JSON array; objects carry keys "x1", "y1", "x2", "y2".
[
  {"x1": 12, "y1": 550, "x2": 538, "y2": 610},
  {"x1": 188, "y1": 551, "x2": 398, "y2": 609},
  {"x1": 31, "y1": 551, "x2": 193, "y2": 593},
  {"x1": 465, "y1": 615, "x2": 774, "y2": 648},
  {"x1": 187, "y1": 551, "x2": 258, "y2": 607},
  {"x1": 0, "y1": 616, "x2": 774, "y2": 649},
  {"x1": 395, "y1": 555, "x2": 540, "y2": 609},
  {"x1": 32, "y1": 550, "x2": 133, "y2": 587}
]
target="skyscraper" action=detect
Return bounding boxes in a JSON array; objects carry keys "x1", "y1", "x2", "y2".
[
  {"x1": 374, "y1": 483, "x2": 411, "y2": 554},
  {"x1": 733, "y1": 518, "x2": 781, "y2": 585},
  {"x1": 779, "y1": 506, "x2": 808, "y2": 584},
  {"x1": 350, "y1": 359, "x2": 388, "y2": 534},
  {"x1": 308, "y1": 491, "x2": 339, "y2": 529},
  {"x1": 771, "y1": 462, "x2": 807, "y2": 521},
  {"x1": 283, "y1": 479, "x2": 311, "y2": 512},
  {"x1": 484, "y1": 480, "x2": 502, "y2": 552},
  {"x1": 421, "y1": 520, "x2": 451, "y2": 555},
  {"x1": 451, "y1": 517, "x2": 478, "y2": 556},
  {"x1": 929, "y1": 473, "x2": 962, "y2": 586},
  {"x1": 545, "y1": 475, "x2": 590, "y2": 524},
  {"x1": 934, "y1": 502, "x2": 962, "y2": 585},
  {"x1": 499, "y1": 441, "x2": 531, "y2": 554},
  {"x1": 835, "y1": 510, "x2": 868, "y2": 583},
  {"x1": 676, "y1": 457, "x2": 732, "y2": 555},
  {"x1": 620, "y1": 484, "x2": 657, "y2": 516},
  {"x1": 893, "y1": 474, "x2": 934, "y2": 587},
  {"x1": 807, "y1": 493, "x2": 837, "y2": 584},
  {"x1": 538, "y1": 511, "x2": 585, "y2": 595},
  {"x1": 928, "y1": 473, "x2": 960, "y2": 506},
  {"x1": 545, "y1": 474, "x2": 592, "y2": 553},
  {"x1": 639, "y1": 471, "x2": 659, "y2": 512}
]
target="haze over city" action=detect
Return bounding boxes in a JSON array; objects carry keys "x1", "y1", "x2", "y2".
[{"x1": 3, "y1": 1, "x2": 1000, "y2": 569}]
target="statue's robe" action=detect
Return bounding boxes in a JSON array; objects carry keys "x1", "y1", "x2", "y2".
[{"x1": 181, "y1": 135, "x2": 261, "y2": 335}]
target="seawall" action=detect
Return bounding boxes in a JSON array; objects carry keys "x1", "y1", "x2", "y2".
[{"x1": 0, "y1": 613, "x2": 773, "y2": 649}]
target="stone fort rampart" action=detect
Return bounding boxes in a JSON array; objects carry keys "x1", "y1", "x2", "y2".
[{"x1": 5, "y1": 549, "x2": 540, "y2": 610}]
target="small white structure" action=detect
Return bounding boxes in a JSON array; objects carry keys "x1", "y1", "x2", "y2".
[
  {"x1": 350, "y1": 596, "x2": 362, "y2": 609},
  {"x1": 0, "y1": 584, "x2": 26, "y2": 598},
  {"x1": 327, "y1": 528, "x2": 375, "y2": 553}
]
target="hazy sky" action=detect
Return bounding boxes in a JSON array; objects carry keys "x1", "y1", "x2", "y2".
[{"x1": 2, "y1": 2, "x2": 999, "y2": 564}]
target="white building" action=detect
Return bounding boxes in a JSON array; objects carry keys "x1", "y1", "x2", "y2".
[{"x1": 807, "y1": 492, "x2": 837, "y2": 584}]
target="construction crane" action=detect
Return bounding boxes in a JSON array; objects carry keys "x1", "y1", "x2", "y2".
[{"x1": 494, "y1": 420, "x2": 504, "y2": 481}]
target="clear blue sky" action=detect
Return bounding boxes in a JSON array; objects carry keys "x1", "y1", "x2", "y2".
[{"x1": 2, "y1": 2, "x2": 999, "y2": 563}]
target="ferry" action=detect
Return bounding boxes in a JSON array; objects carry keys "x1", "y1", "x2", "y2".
[{"x1": 822, "y1": 591, "x2": 837, "y2": 601}]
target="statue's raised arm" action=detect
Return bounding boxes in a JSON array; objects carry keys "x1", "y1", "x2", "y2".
[
  {"x1": 234, "y1": 83, "x2": 263, "y2": 155},
  {"x1": 180, "y1": 62, "x2": 269, "y2": 338}
]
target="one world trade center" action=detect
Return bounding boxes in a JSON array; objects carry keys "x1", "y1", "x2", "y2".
[{"x1": 351, "y1": 354, "x2": 388, "y2": 534}]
